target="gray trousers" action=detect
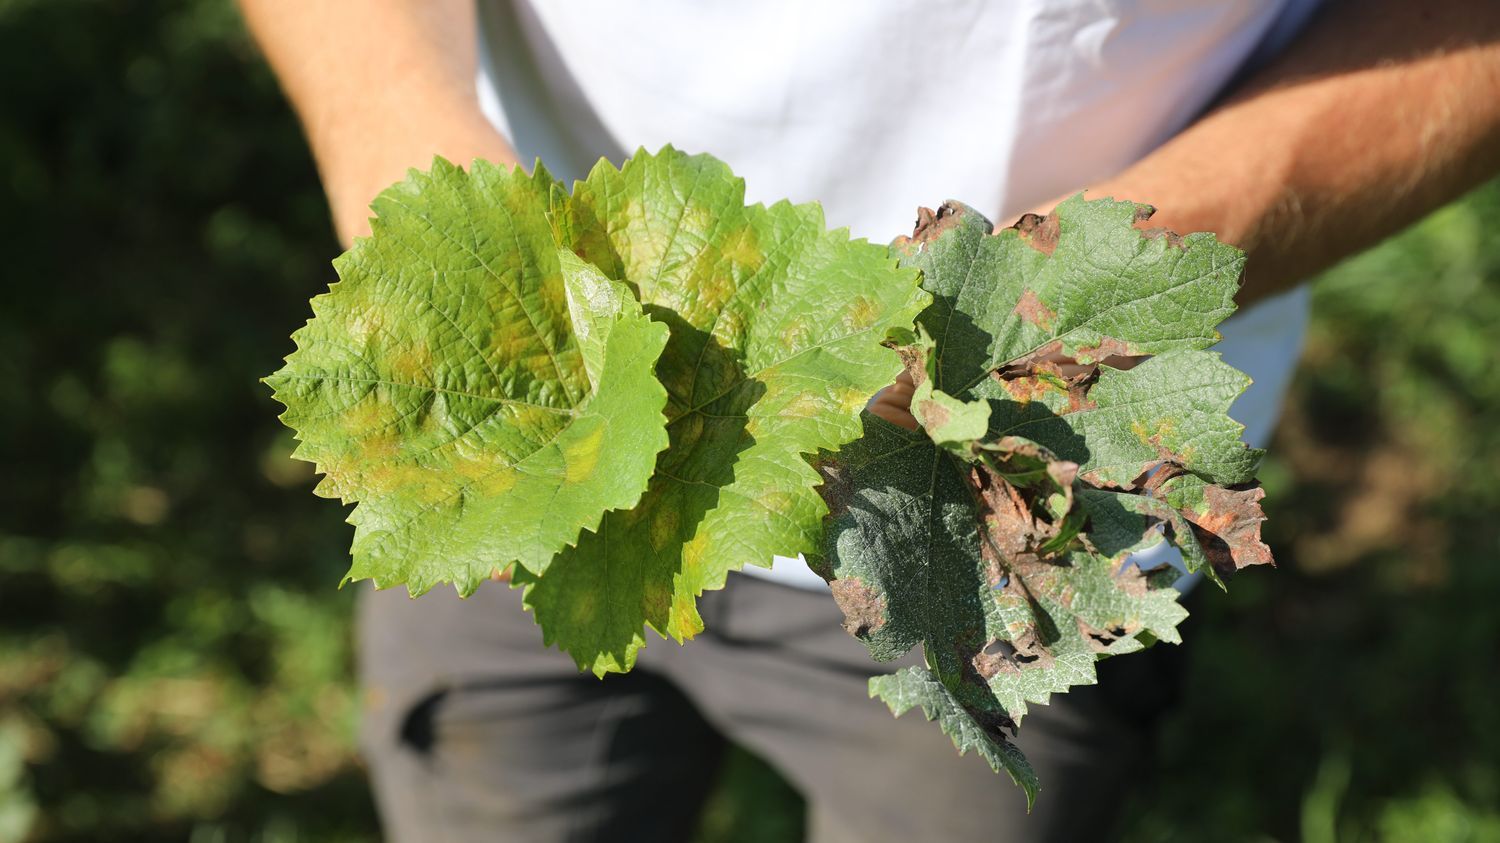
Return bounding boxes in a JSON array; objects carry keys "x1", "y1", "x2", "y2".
[{"x1": 357, "y1": 574, "x2": 1185, "y2": 842}]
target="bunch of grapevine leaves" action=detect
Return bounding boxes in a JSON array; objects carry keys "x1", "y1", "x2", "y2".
[
  {"x1": 267, "y1": 147, "x2": 1271, "y2": 803},
  {"x1": 808, "y1": 200, "x2": 1272, "y2": 803},
  {"x1": 266, "y1": 147, "x2": 929, "y2": 673}
]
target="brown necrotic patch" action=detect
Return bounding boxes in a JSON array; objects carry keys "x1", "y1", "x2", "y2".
[
  {"x1": 970, "y1": 626, "x2": 1056, "y2": 680},
  {"x1": 1077, "y1": 618, "x2": 1133, "y2": 653},
  {"x1": 1012, "y1": 289, "x2": 1057, "y2": 331},
  {"x1": 917, "y1": 398, "x2": 951, "y2": 430},
  {"x1": 830, "y1": 576, "x2": 887, "y2": 637},
  {"x1": 892, "y1": 201, "x2": 972, "y2": 254},
  {"x1": 993, "y1": 350, "x2": 1100, "y2": 413},
  {"x1": 1182, "y1": 484, "x2": 1274, "y2": 577},
  {"x1": 1011, "y1": 211, "x2": 1059, "y2": 255}
]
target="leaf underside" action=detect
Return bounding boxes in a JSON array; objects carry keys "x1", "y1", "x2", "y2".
[{"x1": 813, "y1": 199, "x2": 1274, "y2": 802}]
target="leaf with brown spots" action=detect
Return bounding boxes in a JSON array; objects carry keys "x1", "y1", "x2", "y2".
[
  {"x1": 1161, "y1": 474, "x2": 1274, "y2": 580},
  {"x1": 1078, "y1": 472, "x2": 1273, "y2": 588},
  {"x1": 814, "y1": 196, "x2": 1267, "y2": 799}
]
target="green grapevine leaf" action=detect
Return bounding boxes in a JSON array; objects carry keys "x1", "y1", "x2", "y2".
[
  {"x1": 870, "y1": 666, "x2": 1039, "y2": 806},
  {"x1": 265, "y1": 160, "x2": 671, "y2": 596},
  {"x1": 266, "y1": 149, "x2": 1274, "y2": 801},
  {"x1": 268, "y1": 148, "x2": 928, "y2": 674},
  {"x1": 898, "y1": 325, "x2": 992, "y2": 450},
  {"x1": 814, "y1": 198, "x2": 1272, "y2": 792},
  {"x1": 519, "y1": 148, "x2": 929, "y2": 674}
]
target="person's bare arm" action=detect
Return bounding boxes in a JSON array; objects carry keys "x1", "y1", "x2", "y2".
[
  {"x1": 874, "y1": 0, "x2": 1500, "y2": 428},
  {"x1": 238, "y1": 0, "x2": 518, "y2": 246},
  {"x1": 1081, "y1": 0, "x2": 1500, "y2": 308}
]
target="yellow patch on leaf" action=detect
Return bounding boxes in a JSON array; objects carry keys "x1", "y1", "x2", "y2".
[{"x1": 562, "y1": 424, "x2": 606, "y2": 483}]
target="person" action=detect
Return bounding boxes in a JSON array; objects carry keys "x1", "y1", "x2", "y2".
[{"x1": 239, "y1": 1, "x2": 1500, "y2": 840}]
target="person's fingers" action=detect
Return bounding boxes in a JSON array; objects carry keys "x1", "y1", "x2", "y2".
[
  {"x1": 868, "y1": 394, "x2": 918, "y2": 430},
  {"x1": 869, "y1": 372, "x2": 918, "y2": 431}
]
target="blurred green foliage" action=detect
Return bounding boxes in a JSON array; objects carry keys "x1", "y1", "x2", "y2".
[
  {"x1": 1, "y1": 1, "x2": 1497, "y2": 841},
  {"x1": 0, "y1": 0, "x2": 372, "y2": 839},
  {"x1": 1122, "y1": 186, "x2": 1500, "y2": 843}
]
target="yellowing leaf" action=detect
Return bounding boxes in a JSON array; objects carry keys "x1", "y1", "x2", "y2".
[
  {"x1": 520, "y1": 148, "x2": 929, "y2": 673},
  {"x1": 266, "y1": 161, "x2": 670, "y2": 596}
]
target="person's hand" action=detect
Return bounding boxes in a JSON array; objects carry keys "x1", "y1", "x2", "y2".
[{"x1": 869, "y1": 369, "x2": 918, "y2": 430}]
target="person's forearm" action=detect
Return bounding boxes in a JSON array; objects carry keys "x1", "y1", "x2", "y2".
[
  {"x1": 1086, "y1": 0, "x2": 1500, "y2": 307},
  {"x1": 239, "y1": 0, "x2": 518, "y2": 245}
]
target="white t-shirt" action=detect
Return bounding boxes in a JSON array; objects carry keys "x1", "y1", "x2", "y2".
[{"x1": 476, "y1": 0, "x2": 1320, "y2": 590}]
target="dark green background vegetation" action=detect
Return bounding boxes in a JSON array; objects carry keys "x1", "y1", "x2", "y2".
[{"x1": 2, "y1": 1, "x2": 1497, "y2": 840}]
